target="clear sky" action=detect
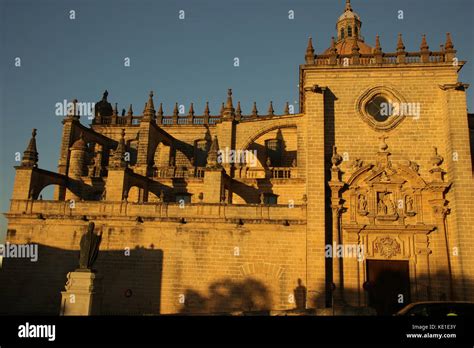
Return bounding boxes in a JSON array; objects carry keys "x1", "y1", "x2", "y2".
[{"x1": 1, "y1": 0, "x2": 473, "y2": 240}]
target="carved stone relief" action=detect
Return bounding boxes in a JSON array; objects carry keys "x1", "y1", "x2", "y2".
[{"x1": 374, "y1": 236, "x2": 401, "y2": 259}]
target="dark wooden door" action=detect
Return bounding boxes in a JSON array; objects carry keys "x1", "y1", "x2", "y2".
[{"x1": 366, "y1": 260, "x2": 411, "y2": 315}]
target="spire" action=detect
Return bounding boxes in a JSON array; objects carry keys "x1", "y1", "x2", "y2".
[
  {"x1": 268, "y1": 101, "x2": 274, "y2": 116},
  {"x1": 206, "y1": 136, "x2": 221, "y2": 168},
  {"x1": 111, "y1": 129, "x2": 127, "y2": 168},
  {"x1": 397, "y1": 33, "x2": 405, "y2": 51},
  {"x1": 157, "y1": 103, "x2": 163, "y2": 117},
  {"x1": 329, "y1": 36, "x2": 337, "y2": 54},
  {"x1": 220, "y1": 102, "x2": 225, "y2": 116},
  {"x1": 445, "y1": 32, "x2": 454, "y2": 50},
  {"x1": 328, "y1": 36, "x2": 338, "y2": 64},
  {"x1": 284, "y1": 102, "x2": 290, "y2": 114},
  {"x1": 444, "y1": 32, "x2": 456, "y2": 61},
  {"x1": 236, "y1": 101, "x2": 242, "y2": 117},
  {"x1": 345, "y1": 0, "x2": 352, "y2": 12},
  {"x1": 21, "y1": 128, "x2": 39, "y2": 167},
  {"x1": 374, "y1": 34, "x2": 382, "y2": 63},
  {"x1": 374, "y1": 35, "x2": 381, "y2": 52},
  {"x1": 125, "y1": 104, "x2": 133, "y2": 125},
  {"x1": 102, "y1": 90, "x2": 109, "y2": 101},
  {"x1": 225, "y1": 89, "x2": 234, "y2": 109},
  {"x1": 111, "y1": 103, "x2": 118, "y2": 124},
  {"x1": 143, "y1": 91, "x2": 155, "y2": 119},
  {"x1": 173, "y1": 102, "x2": 179, "y2": 117},
  {"x1": 305, "y1": 37, "x2": 315, "y2": 64},
  {"x1": 223, "y1": 89, "x2": 235, "y2": 119},
  {"x1": 252, "y1": 102, "x2": 258, "y2": 116},
  {"x1": 420, "y1": 34, "x2": 429, "y2": 51},
  {"x1": 420, "y1": 34, "x2": 430, "y2": 63},
  {"x1": 188, "y1": 102, "x2": 195, "y2": 117},
  {"x1": 204, "y1": 101, "x2": 210, "y2": 117},
  {"x1": 396, "y1": 33, "x2": 406, "y2": 63}
]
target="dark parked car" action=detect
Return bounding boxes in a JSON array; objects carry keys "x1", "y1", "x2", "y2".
[{"x1": 395, "y1": 301, "x2": 474, "y2": 316}]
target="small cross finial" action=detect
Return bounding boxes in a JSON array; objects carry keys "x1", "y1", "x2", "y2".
[{"x1": 32, "y1": 128, "x2": 37, "y2": 138}]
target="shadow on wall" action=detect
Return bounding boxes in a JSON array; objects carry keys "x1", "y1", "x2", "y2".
[
  {"x1": 179, "y1": 278, "x2": 272, "y2": 314},
  {"x1": 308, "y1": 270, "x2": 474, "y2": 316},
  {"x1": 0, "y1": 244, "x2": 163, "y2": 315}
]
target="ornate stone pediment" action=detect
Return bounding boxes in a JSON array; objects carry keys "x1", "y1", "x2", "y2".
[{"x1": 341, "y1": 138, "x2": 444, "y2": 227}]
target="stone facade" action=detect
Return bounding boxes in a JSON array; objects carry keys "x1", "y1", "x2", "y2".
[{"x1": 1, "y1": 1, "x2": 473, "y2": 315}]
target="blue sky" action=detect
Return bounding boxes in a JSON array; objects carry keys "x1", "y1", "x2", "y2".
[{"x1": 1, "y1": 0, "x2": 473, "y2": 239}]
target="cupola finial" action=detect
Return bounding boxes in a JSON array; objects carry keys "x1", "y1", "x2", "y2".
[{"x1": 345, "y1": 0, "x2": 352, "y2": 12}]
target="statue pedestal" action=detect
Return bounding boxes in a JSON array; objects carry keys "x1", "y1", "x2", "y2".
[{"x1": 60, "y1": 270, "x2": 102, "y2": 315}]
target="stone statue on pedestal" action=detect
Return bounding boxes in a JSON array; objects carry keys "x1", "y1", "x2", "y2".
[{"x1": 78, "y1": 222, "x2": 102, "y2": 272}]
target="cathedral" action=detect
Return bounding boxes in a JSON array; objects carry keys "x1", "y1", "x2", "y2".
[{"x1": 2, "y1": 0, "x2": 473, "y2": 315}]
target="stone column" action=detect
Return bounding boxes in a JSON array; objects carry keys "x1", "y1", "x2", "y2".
[
  {"x1": 60, "y1": 271, "x2": 102, "y2": 315},
  {"x1": 329, "y1": 147, "x2": 344, "y2": 306},
  {"x1": 330, "y1": 203, "x2": 343, "y2": 304}
]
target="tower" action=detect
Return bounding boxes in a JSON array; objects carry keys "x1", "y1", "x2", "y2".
[{"x1": 301, "y1": 0, "x2": 473, "y2": 312}]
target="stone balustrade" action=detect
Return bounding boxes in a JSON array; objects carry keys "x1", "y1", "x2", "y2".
[{"x1": 8, "y1": 199, "x2": 307, "y2": 222}]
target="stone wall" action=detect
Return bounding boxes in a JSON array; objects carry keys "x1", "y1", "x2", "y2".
[{"x1": 1, "y1": 201, "x2": 308, "y2": 314}]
